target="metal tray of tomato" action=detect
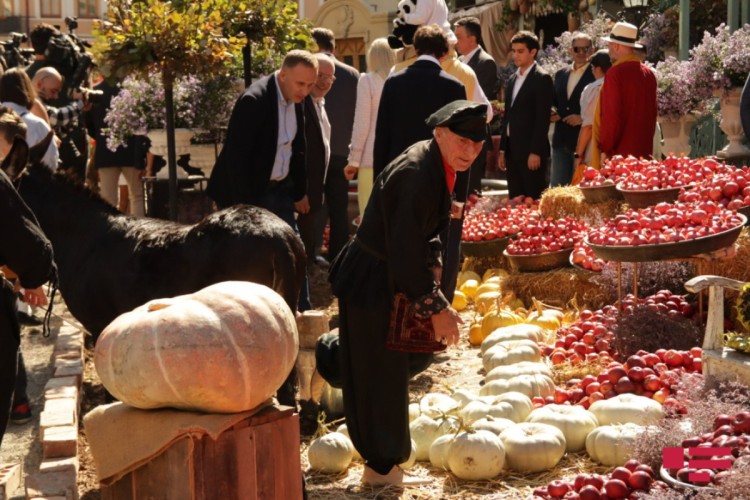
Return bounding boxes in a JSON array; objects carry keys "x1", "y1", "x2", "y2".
[
  {"x1": 503, "y1": 247, "x2": 573, "y2": 272},
  {"x1": 568, "y1": 252, "x2": 601, "y2": 273},
  {"x1": 461, "y1": 236, "x2": 510, "y2": 258},
  {"x1": 616, "y1": 183, "x2": 684, "y2": 209},
  {"x1": 585, "y1": 214, "x2": 746, "y2": 263},
  {"x1": 578, "y1": 183, "x2": 622, "y2": 204}
]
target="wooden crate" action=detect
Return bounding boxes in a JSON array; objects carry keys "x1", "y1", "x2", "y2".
[{"x1": 101, "y1": 406, "x2": 302, "y2": 500}]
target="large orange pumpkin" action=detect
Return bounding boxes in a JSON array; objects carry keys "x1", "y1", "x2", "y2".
[{"x1": 94, "y1": 281, "x2": 298, "y2": 413}]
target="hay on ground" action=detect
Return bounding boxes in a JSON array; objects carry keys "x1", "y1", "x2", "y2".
[
  {"x1": 714, "y1": 227, "x2": 750, "y2": 284},
  {"x1": 502, "y1": 267, "x2": 615, "y2": 310},
  {"x1": 539, "y1": 186, "x2": 621, "y2": 226}
]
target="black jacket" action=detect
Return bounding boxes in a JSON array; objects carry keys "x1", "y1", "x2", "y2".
[
  {"x1": 373, "y1": 59, "x2": 466, "y2": 179},
  {"x1": 466, "y1": 48, "x2": 499, "y2": 100},
  {"x1": 207, "y1": 75, "x2": 306, "y2": 208},
  {"x1": 323, "y1": 55, "x2": 360, "y2": 159},
  {"x1": 552, "y1": 64, "x2": 595, "y2": 149}
]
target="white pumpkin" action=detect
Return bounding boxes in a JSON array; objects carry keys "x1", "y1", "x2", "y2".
[
  {"x1": 492, "y1": 392, "x2": 534, "y2": 422},
  {"x1": 400, "y1": 439, "x2": 418, "y2": 469},
  {"x1": 472, "y1": 415, "x2": 517, "y2": 435},
  {"x1": 485, "y1": 362, "x2": 552, "y2": 383},
  {"x1": 482, "y1": 340, "x2": 542, "y2": 371},
  {"x1": 481, "y1": 324, "x2": 545, "y2": 354},
  {"x1": 429, "y1": 434, "x2": 455, "y2": 470},
  {"x1": 500, "y1": 423, "x2": 567, "y2": 473},
  {"x1": 420, "y1": 393, "x2": 459, "y2": 419},
  {"x1": 410, "y1": 415, "x2": 440, "y2": 461},
  {"x1": 459, "y1": 400, "x2": 494, "y2": 424},
  {"x1": 585, "y1": 423, "x2": 647, "y2": 466},
  {"x1": 450, "y1": 389, "x2": 478, "y2": 409},
  {"x1": 480, "y1": 374, "x2": 555, "y2": 399},
  {"x1": 589, "y1": 394, "x2": 664, "y2": 426},
  {"x1": 447, "y1": 430, "x2": 506, "y2": 480},
  {"x1": 526, "y1": 404, "x2": 599, "y2": 452},
  {"x1": 308, "y1": 432, "x2": 354, "y2": 472},
  {"x1": 409, "y1": 402, "x2": 421, "y2": 422},
  {"x1": 335, "y1": 424, "x2": 361, "y2": 460}
]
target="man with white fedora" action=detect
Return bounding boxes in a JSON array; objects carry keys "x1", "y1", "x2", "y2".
[{"x1": 595, "y1": 21, "x2": 656, "y2": 166}]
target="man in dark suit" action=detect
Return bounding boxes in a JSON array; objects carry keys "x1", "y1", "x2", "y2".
[
  {"x1": 499, "y1": 31, "x2": 554, "y2": 200},
  {"x1": 207, "y1": 50, "x2": 318, "y2": 311},
  {"x1": 455, "y1": 16, "x2": 498, "y2": 193},
  {"x1": 298, "y1": 54, "x2": 334, "y2": 268},
  {"x1": 373, "y1": 24, "x2": 467, "y2": 180},
  {"x1": 550, "y1": 32, "x2": 595, "y2": 186},
  {"x1": 311, "y1": 28, "x2": 360, "y2": 263}
]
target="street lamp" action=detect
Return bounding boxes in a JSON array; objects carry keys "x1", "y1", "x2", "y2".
[{"x1": 618, "y1": 0, "x2": 651, "y2": 32}]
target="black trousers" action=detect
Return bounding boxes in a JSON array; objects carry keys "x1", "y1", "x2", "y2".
[
  {"x1": 339, "y1": 299, "x2": 432, "y2": 475},
  {"x1": 0, "y1": 280, "x2": 20, "y2": 446},
  {"x1": 297, "y1": 208, "x2": 323, "y2": 267},
  {"x1": 505, "y1": 142, "x2": 549, "y2": 200},
  {"x1": 324, "y1": 155, "x2": 350, "y2": 261}
]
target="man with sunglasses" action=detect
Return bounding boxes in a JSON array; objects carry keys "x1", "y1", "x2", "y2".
[{"x1": 550, "y1": 32, "x2": 595, "y2": 186}]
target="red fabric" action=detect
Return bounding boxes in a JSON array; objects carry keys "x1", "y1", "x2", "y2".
[
  {"x1": 442, "y1": 157, "x2": 457, "y2": 193},
  {"x1": 598, "y1": 57, "x2": 657, "y2": 159}
]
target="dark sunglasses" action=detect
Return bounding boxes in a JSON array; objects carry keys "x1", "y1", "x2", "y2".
[{"x1": 572, "y1": 46, "x2": 592, "y2": 53}]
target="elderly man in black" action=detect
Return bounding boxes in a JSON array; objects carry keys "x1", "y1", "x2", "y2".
[{"x1": 322, "y1": 100, "x2": 486, "y2": 486}]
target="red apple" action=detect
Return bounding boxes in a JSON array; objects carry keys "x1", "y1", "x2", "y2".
[
  {"x1": 604, "y1": 478, "x2": 629, "y2": 499},
  {"x1": 714, "y1": 424, "x2": 735, "y2": 437},
  {"x1": 623, "y1": 459, "x2": 641, "y2": 472},
  {"x1": 627, "y1": 367, "x2": 645, "y2": 383},
  {"x1": 628, "y1": 471, "x2": 653, "y2": 491},
  {"x1": 643, "y1": 375, "x2": 662, "y2": 391},
  {"x1": 554, "y1": 388, "x2": 571, "y2": 404},
  {"x1": 584, "y1": 474, "x2": 605, "y2": 490},
  {"x1": 733, "y1": 411, "x2": 750, "y2": 433},
  {"x1": 714, "y1": 414, "x2": 733, "y2": 431},
  {"x1": 607, "y1": 367, "x2": 628, "y2": 384},
  {"x1": 573, "y1": 474, "x2": 589, "y2": 492},
  {"x1": 635, "y1": 464, "x2": 654, "y2": 477},
  {"x1": 615, "y1": 376, "x2": 636, "y2": 394},
  {"x1": 578, "y1": 486, "x2": 602, "y2": 500},
  {"x1": 548, "y1": 480, "x2": 572, "y2": 498},
  {"x1": 611, "y1": 467, "x2": 632, "y2": 483}
]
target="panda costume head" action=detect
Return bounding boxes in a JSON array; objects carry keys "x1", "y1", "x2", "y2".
[
  {"x1": 388, "y1": 0, "x2": 455, "y2": 49},
  {"x1": 388, "y1": 0, "x2": 419, "y2": 49}
]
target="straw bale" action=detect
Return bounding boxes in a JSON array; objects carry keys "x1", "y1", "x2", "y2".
[
  {"x1": 502, "y1": 267, "x2": 615, "y2": 310},
  {"x1": 714, "y1": 228, "x2": 750, "y2": 283},
  {"x1": 539, "y1": 186, "x2": 621, "y2": 226}
]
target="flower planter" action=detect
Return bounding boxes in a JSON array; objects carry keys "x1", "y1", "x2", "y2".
[
  {"x1": 147, "y1": 128, "x2": 194, "y2": 157},
  {"x1": 658, "y1": 115, "x2": 696, "y2": 157},
  {"x1": 189, "y1": 143, "x2": 221, "y2": 177},
  {"x1": 716, "y1": 88, "x2": 750, "y2": 159}
]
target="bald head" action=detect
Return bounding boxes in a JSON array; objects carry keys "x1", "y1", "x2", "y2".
[{"x1": 32, "y1": 67, "x2": 63, "y2": 101}]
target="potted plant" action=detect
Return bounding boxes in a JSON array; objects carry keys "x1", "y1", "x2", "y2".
[
  {"x1": 654, "y1": 57, "x2": 711, "y2": 157},
  {"x1": 689, "y1": 24, "x2": 750, "y2": 158}
]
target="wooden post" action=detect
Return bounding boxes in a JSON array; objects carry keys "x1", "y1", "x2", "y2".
[
  {"x1": 729, "y1": 0, "x2": 741, "y2": 32},
  {"x1": 679, "y1": 0, "x2": 689, "y2": 61}
]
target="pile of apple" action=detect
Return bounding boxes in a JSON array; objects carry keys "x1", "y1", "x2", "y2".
[
  {"x1": 462, "y1": 197, "x2": 539, "y2": 242},
  {"x1": 679, "y1": 168, "x2": 750, "y2": 211},
  {"x1": 505, "y1": 217, "x2": 588, "y2": 256},
  {"x1": 532, "y1": 459, "x2": 670, "y2": 499},
  {"x1": 618, "y1": 288, "x2": 696, "y2": 319},
  {"x1": 664, "y1": 412, "x2": 750, "y2": 487},
  {"x1": 587, "y1": 201, "x2": 744, "y2": 246},
  {"x1": 571, "y1": 240, "x2": 607, "y2": 272}
]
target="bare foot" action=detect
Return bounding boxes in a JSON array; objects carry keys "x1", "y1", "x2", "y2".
[{"x1": 361, "y1": 465, "x2": 430, "y2": 486}]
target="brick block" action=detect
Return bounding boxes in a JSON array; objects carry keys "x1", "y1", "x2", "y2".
[
  {"x1": 296, "y1": 310, "x2": 330, "y2": 349},
  {"x1": 0, "y1": 463, "x2": 22, "y2": 499},
  {"x1": 39, "y1": 457, "x2": 79, "y2": 476},
  {"x1": 53, "y1": 348, "x2": 83, "y2": 363},
  {"x1": 44, "y1": 384, "x2": 78, "y2": 402},
  {"x1": 56, "y1": 324, "x2": 82, "y2": 340},
  {"x1": 54, "y1": 333, "x2": 83, "y2": 353},
  {"x1": 25, "y1": 470, "x2": 76, "y2": 499},
  {"x1": 53, "y1": 358, "x2": 83, "y2": 383},
  {"x1": 44, "y1": 376, "x2": 78, "y2": 392},
  {"x1": 40, "y1": 399, "x2": 77, "y2": 430},
  {"x1": 42, "y1": 425, "x2": 78, "y2": 458}
]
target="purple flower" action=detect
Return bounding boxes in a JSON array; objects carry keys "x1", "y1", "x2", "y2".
[{"x1": 655, "y1": 57, "x2": 712, "y2": 120}]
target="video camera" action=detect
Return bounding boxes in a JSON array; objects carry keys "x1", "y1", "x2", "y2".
[
  {"x1": 0, "y1": 32, "x2": 35, "y2": 70},
  {"x1": 45, "y1": 17, "x2": 103, "y2": 104}
]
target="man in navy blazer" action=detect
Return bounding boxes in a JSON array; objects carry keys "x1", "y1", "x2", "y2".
[
  {"x1": 550, "y1": 32, "x2": 595, "y2": 186},
  {"x1": 373, "y1": 24, "x2": 467, "y2": 179},
  {"x1": 207, "y1": 51, "x2": 317, "y2": 219},
  {"x1": 498, "y1": 31, "x2": 554, "y2": 200}
]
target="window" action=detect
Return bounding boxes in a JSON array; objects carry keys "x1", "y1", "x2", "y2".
[
  {"x1": 40, "y1": 0, "x2": 61, "y2": 17},
  {"x1": 78, "y1": 0, "x2": 97, "y2": 18}
]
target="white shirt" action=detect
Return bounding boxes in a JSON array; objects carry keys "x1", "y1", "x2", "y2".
[
  {"x1": 579, "y1": 77, "x2": 604, "y2": 163},
  {"x1": 313, "y1": 96, "x2": 331, "y2": 171},
  {"x1": 270, "y1": 72, "x2": 297, "y2": 181},
  {"x1": 507, "y1": 62, "x2": 536, "y2": 137},
  {"x1": 567, "y1": 62, "x2": 590, "y2": 99},
  {"x1": 459, "y1": 46, "x2": 480, "y2": 65},
  {"x1": 2, "y1": 101, "x2": 59, "y2": 170}
]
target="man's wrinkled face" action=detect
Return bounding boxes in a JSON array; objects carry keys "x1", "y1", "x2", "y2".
[
  {"x1": 312, "y1": 59, "x2": 335, "y2": 99},
  {"x1": 278, "y1": 63, "x2": 318, "y2": 103},
  {"x1": 38, "y1": 76, "x2": 62, "y2": 101},
  {"x1": 435, "y1": 127, "x2": 484, "y2": 171},
  {"x1": 570, "y1": 38, "x2": 592, "y2": 65}
]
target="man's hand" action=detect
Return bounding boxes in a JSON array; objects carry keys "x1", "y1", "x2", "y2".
[
  {"x1": 294, "y1": 195, "x2": 310, "y2": 214},
  {"x1": 343, "y1": 165, "x2": 359, "y2": 180},
  {"x1": 430, "y1": 307, "x2": 462, "y2": 346},
  {"x1": 528, "y1": 153, "x2": 541, "y2": 171},
  {"x1": 22, "y1": 286, "x2": 48, "y2": 307},
  {"x1": 550, "y1": 111, "x2": 561, "y2": 123},
  {"x1": 497, "y1": 151, "x2": 506, "y2": 171},
  {"x1": 563, "y1": 114, "x2": 582, "y2": 126}
]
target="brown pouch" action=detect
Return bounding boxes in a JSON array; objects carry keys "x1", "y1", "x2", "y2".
[{"x1": 385, "y1": 293, "x2": 446, "y2": 353}]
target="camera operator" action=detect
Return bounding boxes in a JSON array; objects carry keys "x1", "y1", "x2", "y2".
[{"x1": 25, "y1": 22, "x2": 90, "y2": 181}]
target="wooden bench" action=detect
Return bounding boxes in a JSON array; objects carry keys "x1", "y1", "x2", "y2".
[{"x1": 685, "y1": 275, "x2": 750, "y2": 384}]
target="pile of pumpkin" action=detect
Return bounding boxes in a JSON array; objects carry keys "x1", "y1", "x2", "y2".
[{"x1": 305, "y1": 320, "x2": 666, "y2": 484}]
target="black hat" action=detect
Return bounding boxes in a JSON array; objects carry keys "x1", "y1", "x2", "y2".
[{"x1": 425, "y1": 100, "x2": 487, "y2": 142}]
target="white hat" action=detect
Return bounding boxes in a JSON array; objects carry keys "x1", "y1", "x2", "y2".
[{"x1": 602, "y1": 21, "x2": 643, "y2": 49}]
